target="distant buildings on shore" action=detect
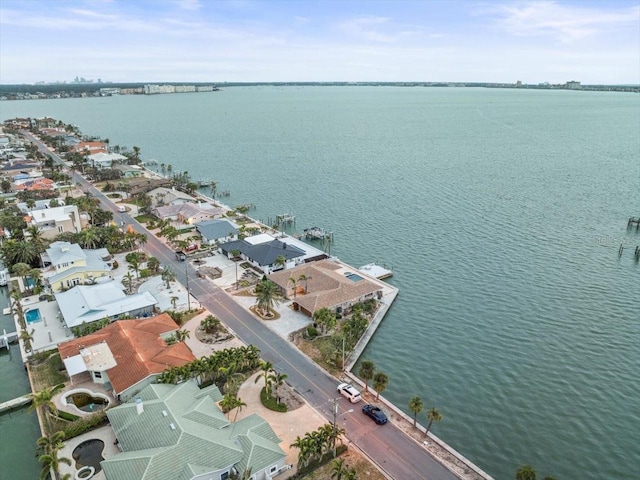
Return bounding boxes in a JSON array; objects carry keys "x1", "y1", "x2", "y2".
[
  {"x1": 0, "y1": 80, "x2": 637, "y2": 101},
  {"x1": 0, "y1": 83, "x2": 219, "y2": 101}
]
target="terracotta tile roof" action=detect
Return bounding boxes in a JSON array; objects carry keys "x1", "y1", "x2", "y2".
[
  {"x1": 16, "y1": 178, "x2": 54, "y2": 191},
  {"x1": 58, "y1": 313, "x2": 195, "y2": 395}
]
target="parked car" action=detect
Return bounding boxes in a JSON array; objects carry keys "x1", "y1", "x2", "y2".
[
  {"x1": 362, "y1": 404, "x2": 388, "y2": 425},
  {"x1": 337, "y1": 383, "x2": 362, "y2": 403}
]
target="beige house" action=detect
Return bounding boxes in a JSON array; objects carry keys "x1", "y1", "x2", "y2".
[
  {"x1": 42, "y1": 241, "x2": 113, "y2": 292},
  {"x1": 24, "y1": 205, "x2": 84, "y2": 240},
  {"x1": 269, "y1": 259, "x2": 383, "y2": 317}
]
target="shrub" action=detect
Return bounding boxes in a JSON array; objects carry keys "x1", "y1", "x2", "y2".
[
  {"x1": 62, "y1": 411, "x2": 108, "y2": 439},
  {"x1": 306, "y1": 326, "x2": 318, "y2": 339},
  {"x1": 57, "y1": 410, "x2": 80, "y2": 422}
]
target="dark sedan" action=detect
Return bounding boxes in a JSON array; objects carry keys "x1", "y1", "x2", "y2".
[{"x1": 362, "y1": 404, "x2": 388, "y2": 425}]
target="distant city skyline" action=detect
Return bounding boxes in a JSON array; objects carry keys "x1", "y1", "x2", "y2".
[{"x1": 0, "y1": 0, "x2": 639, "y2": 85}]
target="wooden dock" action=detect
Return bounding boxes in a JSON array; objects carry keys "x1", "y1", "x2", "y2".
[
  {"x1": 359, "y1": 263, "x2": 394, "y2": 280},
  {"x1": 0, "y1": 394, "x2": 31, "y2": 413}
]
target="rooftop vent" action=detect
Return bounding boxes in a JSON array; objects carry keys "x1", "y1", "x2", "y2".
[
  {"x1": 169, "y1": 423, "x2": 176, "y2": 430},
  {"x1": 162, "y1": 410, "x2": 168, "y2": 417},
  {"x1": 135, "y1": 398, "x2": 143, "y2": 415}
]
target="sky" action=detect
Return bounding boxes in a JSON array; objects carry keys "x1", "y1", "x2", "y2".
[{"x1": 0, "y1": 0, "x2": 638, "y2": 85}]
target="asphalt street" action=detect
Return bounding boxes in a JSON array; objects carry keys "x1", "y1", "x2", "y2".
[{"x1": 25, "y1": 131, "x2": 460, "y2": 480}]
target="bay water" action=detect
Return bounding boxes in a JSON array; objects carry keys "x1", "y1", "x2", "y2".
[{"x1": 1, "y1": 87, "x2": 638, "y2": 480}]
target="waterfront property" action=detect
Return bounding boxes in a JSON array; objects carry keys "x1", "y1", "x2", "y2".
[
  {"x1": 57, "y1": 314, "x2": 194, "y2": 401},
  {"x1": 147, "y1": 186, "x2": 197, "y2": 207},
  {"x1": 54, "y1": 282, "x2": 158, "y2": 329},
  {"x1": 86, "y1": 152, "x2": 127, "y2": 169},
  {"x1": 102, "y1": 380, "x2": 286, "y2": 480},
  {"x1": 42, "y1": 241, "x2": 114, "y2": 292},
  {"x1": 196, "y1": 218, "x2": 239, "y2": 244},
  {"x1": 269, "y1": 259, "x2": 384, "y2": 317},
  {"x1": 23, "y1": 204, "x2": 84, "y2": 240},
  {"x1": 219, "y1": 233, "x2": 306, "y2": 274},
  {"x1": 152, "y1": 201, "x2": 223, "y2": 225}
]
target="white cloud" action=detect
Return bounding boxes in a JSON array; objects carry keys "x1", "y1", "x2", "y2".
[
  {"x1": 337, "y1": 16, "x2": 396, "y2": 43},
  {"x1": 484, "y1": 1, "x2": 640, "y2": 42}
]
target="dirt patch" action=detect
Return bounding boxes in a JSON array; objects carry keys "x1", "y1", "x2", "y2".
[
  {"x1": 300, "y1": 448, "x2": 387, "y2": 480},
  {"x1": 276, "y1": 381, "x2": 305, "y2": 411}
]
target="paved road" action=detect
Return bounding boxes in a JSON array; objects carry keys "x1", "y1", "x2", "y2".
[{"x1": 24, "y1": 132, "x2": 460, "y2": 480}]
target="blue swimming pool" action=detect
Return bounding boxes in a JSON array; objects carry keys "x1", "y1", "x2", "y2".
[
  {"x1": 345, "y1": 273, "x2": 364, "y2": 282},
  {"x1": 25, "y1": 308, "x2": 42, "y2": 324}
]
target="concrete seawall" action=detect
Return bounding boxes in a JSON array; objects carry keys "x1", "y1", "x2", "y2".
[{"x1": 344, "y1": 290, "x2": 494, "y2": 480}]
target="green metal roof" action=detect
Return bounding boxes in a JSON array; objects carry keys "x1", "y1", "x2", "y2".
[{"x1": 102, "y1": 380, "x2": 285, "y2": 480}]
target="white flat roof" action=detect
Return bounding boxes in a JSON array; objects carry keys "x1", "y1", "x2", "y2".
[{"x1": 80, "y1": 342, "x2": 117, "y2": 371}]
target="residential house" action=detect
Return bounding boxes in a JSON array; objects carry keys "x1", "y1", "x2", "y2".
[
  {"x1": 41, "y1": 241, "x2": 113, "y2": 292},
  {"x1": 147, "y1": 187, "x2": 196, "y2": 207},
  {"x1": 17, "y1": 198, "x2": 65, "y2": 213},
  {"x1": 87, "y1": 152, "x2": 127, "y2": 169},
  {"x1": 268, "y1": 259, "x2": 383, "y2": 317},
  {"x1": 219, "y1": 234, "x2": 306, "y2": 274},
  {"x1": 101, "y1": 380, "x2": 287, "y2": 480},
  {"x1": 54, "y1": 282, "x2": 158, "y2": 330},
  {"x1": 71, "y1": 141, "x2": 108, "y2": 154},
  {"x1": 127, "y1": 178, "x2": 172, "y2": 196},
  {"x1": 16, "y1": 177, "x2": 54, "y2": 191},
  {"x1": 153, "y1": 202, "x2": 223, "y2": 225},
  {"x1": 114, "y1": 164, "x2": 144, "y2": 178},
  {"x1": 196, "y1": 219, "x2": 239, "y2": 245},
  {"x1": 24, "y1": 204, "x2": 83, "y2": 240},
  {"x1": 58, "y1": 314, "x2": 193, "y2": 401}
]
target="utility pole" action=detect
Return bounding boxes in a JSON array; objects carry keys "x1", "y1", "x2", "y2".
[
  {"x1": 185, "y1": 262, "x2": 191, "y2": 311},
  {"x1": 342, "y1": 336, "x2": 346, "y2": 372},
  {"x1": 332, "y1": 397, "x2": 339, "y2": 458}
]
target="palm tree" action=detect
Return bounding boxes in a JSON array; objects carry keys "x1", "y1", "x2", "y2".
[
  {"x1": 313, "y1": 307, "x2": 336, "y2": 333},
  {"x1": 29, "y1": 268, "x2": 42, "y2": 291},
  {"x1": 373, "y1": 371, "x2": 389, "y2": 400},
  {"x1": 175, "y1": 329, "x2": 190, "y2": 342},
  {"x1": 39, "y1": 449, "x2": 72, "y2": 480},
  {"x1": 298, "y1": 273, "x2": 310, "y2": 293},
  {"x1": 20, "y1": 328, "x2": 35, "y2": 353},
  {"x1": 170, "y1": 296, "x2": 179, "y2": 309},
  {"x1": 358, "y1": 360, "x2": 375, "y2": 394},
  {"x1": 219, "y1": 393, "x2": 246, "y2": 421},
  {"x1": 273, "y1": 254, "x2": 286, "y2": 271},
  {"x1": 270, "y1": 371, "x2": 288, "y2": 404},
  {"x1": 254, "y1": 279, "x2": 281, "y2": 317},
  {"x1": 288, "y1": 276, "x2": 298, "y2": 298},
  {"x1": 255, "y1": 360, "x2": 274, "y2": 396},
  {"x1": 128, "y1": 257, "x2": 141, "y2": 279},
  {"x1": 331, "y1": 459, "x2": 349, "y2": 480},
  {"x1": 27, "y1": 383, "x2": 65, "y2": 417},
  {"x1": 409, "y1": 396, "x2": 423, "y2": 427},
  {"x1": 35, "y1": 430, "x2": 66, "y2": 458},
  {"x1": 162, "y1": 266, "x2": 176, "y2": 289},
  {"x1": 146, "y1": 256, "x2": 160, "y2": 273},
  {"x1": 290, "y1": 435, "x2": 311, "y2": 468},
  {"x1": 516, "y1": 465, "x2": 537, "y2": 480},
  {"x1": 12, "y1": 262, "x2": 32, "y2": 289},
  {"x1": 425, "y1": 407, "x2": 442, "y2": 436},
  {"x1": 123, "y1": 272, "x2": 134, "y2": 294},
  {"x1": 200, "y1": 315, "x2": 221, "y2": 335}
]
